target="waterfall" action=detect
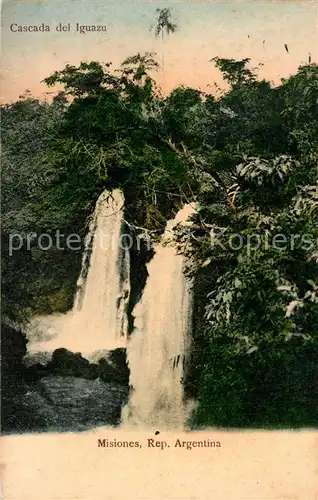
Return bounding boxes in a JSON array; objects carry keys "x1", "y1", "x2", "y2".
[
  {"x1": 26, "y1": 193, "x2": 196, "y2": 430},
  {"x1": 26, "y1": 189, "x2": 130, "y2": 360},
  {"x1": 122, "y1": 204, "x2": 195, "y2": 430},
  {"x1": 70, "y1": 189, "x2": 130, "y2": 347}
]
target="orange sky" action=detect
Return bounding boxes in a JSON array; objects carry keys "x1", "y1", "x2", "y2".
[{"x1": 1, "y1": 1, "x2": 317, "y2": 101}]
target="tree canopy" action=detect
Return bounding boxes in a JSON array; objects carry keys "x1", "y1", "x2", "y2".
[{"x1": 2, "y1": 53, "x2": 317, "y2": 428}]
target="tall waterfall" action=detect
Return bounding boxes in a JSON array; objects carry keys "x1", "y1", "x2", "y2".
[
  {"x1": 71, "y1": 189, "x2": 130, "y2": 347},
  {"x1": 26, "y1": 193, "x2": 196, "y2": 429},
  {"x1": 26, "y1": 189, "x2": 130, "y2": 359},
  {"x1": 122, "y1": 204, "x2": 195, "y2": 429}
]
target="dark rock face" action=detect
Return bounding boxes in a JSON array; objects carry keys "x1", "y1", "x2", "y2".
[
  {"x1": 1, "y1": 325, "x2": 31, "y2": 433},
  {"x1": 127, "y1": 236, "x2": 154, "y2": 334},
  {"x1": 47, "y1": 348, "x2": 98, "y2": 379},
  {"x1": 98, "y1": 348, "x2": 129, "y2": 385},
  {"x1": 26, "y1": 347, "x2": 130, "y2": 385},
  {"x1": 17, "y1": 376, "x2": 128, "y2": 432},
  {"x1": 2, "y1": 326, "x2": 130, "y2": 434},
  {"x1": 3, "y1": 373, "x2": 128, "y2": 434},
  {"x1": 1, "y1": 324, "x2": 28, "y2": 373}
]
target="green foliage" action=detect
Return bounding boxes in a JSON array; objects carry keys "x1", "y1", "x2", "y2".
[
  {"x1": 211, "y1": 57, "x2": 257, "y2": 87},
  {"x1": 185, "y1": 62, "x2": 318, "y2": 428},
  {"x1": 1, "y1": 97, "x2": 81, "y2": 323},
  {"x1": 43, "y1": 61, "x2": 116, "y2": 97},
  {"x1": 121, "y1": 52, "x2": 159, "y2": 83},
  {"x1": 2, "y1": 57, "x2": 317, "y2": 428}
]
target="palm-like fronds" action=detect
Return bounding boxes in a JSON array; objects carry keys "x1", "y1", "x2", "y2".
[{"x1": 153, "y1": 8, "x2": 178, "y2": 38}]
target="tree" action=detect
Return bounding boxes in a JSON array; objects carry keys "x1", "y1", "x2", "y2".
[
  {"x1": 121, "y1": 52, "x2": 159, "y2": 85},
  {"x1": 211, "y1": 57, "x2": 256, "y2": 88},
  {"x1": 152, "y1": 8, "x2": 178, "y2": 91},
  {"x1": 2, "y1": 56, "x2": 317, "y2": 429},
  {"x1": 183, "y1": 62, "x2": 318, "y2": 428},
  {"x1": 1, "y1": 96, "x2": 82, "y2": 324}
]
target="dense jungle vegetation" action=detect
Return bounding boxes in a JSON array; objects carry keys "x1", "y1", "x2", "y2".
[{"x1": 2, "y1": 45, "x2": 318, "y2": 427}]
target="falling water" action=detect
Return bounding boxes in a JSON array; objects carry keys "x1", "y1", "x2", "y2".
[
  {"x1": 122, "y1": 204, "x2": 196, "y2": 429},
  {"x1": 71, "y1": 189, "x2": 130, "y2": 346},
  {"x1": 27, "y1": 189, "x2": 130, "y2": 359}
]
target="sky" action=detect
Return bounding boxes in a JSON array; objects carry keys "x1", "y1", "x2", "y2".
[{"x1": 1, "y1": 0, "x2": 317, "y2": 102}]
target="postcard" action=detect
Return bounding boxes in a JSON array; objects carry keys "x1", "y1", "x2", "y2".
[{"x1": 1, "y1": 1, "x2": 317, "y2": 499}]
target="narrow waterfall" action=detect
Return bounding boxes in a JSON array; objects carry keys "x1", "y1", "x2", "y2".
[
  {"x1": 26, "y1": 189, "x2": 130, "y2": 359},
  {"x1": 70, "y1": 189, "x2": 130, "y2": 347},
  {"x1": 122, "y1": 204, "x2": 195, "y2": 430}
]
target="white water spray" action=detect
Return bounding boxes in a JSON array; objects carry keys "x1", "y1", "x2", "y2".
[
  {"x1": 26, "y1": 194, "x2": 196, "y2": 429},
  {"x1": 27, "y1": 189, "x2": 130, "y2": 360},
  {"x1": 122, "y1": 204, "x2": 196, "y2": 429}
]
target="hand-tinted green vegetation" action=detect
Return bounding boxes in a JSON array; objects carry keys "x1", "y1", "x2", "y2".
[{"x1": 2, "y1": 52, "x2": 317, "y2": 428}]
